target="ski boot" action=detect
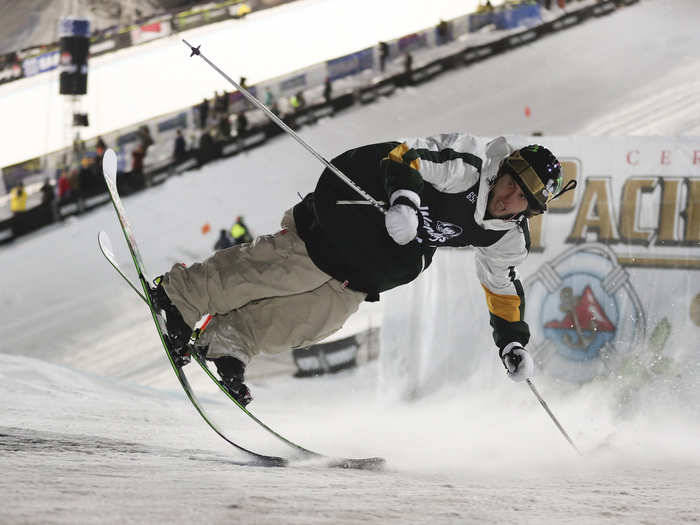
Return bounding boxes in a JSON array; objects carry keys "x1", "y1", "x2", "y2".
[
  {"x1": 213, "y1": 356, "x2": 253, "y2": 407},
  {"x1": 149, "y1": 276, "x2": 193, "y2": 366}
]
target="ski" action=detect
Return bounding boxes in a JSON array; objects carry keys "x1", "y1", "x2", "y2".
[{"x1": 99, "y1": 149, "x2": 384, "y2": 471}]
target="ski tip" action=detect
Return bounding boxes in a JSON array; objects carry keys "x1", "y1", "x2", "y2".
[
  {"x1": 98, "y1": 231, "x2": 115, "y2": 260},
  {"x1": 103, "y1": 148, "x2": 118, "y2": 181}
]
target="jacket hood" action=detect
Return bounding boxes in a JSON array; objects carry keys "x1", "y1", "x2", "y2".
[{"x1": 474, "y1": 136, "x2": 521, "y2": 231}]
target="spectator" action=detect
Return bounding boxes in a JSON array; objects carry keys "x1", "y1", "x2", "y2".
[
  {"x1": 40, "y1": 177, "x2": 57, "y2": 223},
  {"x1": 323, "y1": 77, "x2": 333, "y2": 103},
  {"x1": 78, "y1": 155, "x2": 98, "y2": 194},
  {"x1": 131, "y1": 144, "x2": 146, "y2": 190},
  {"x1": 10, "y1": 180, "x2": 27, "y2": 213},
  {"x1": 218, "y1": 113, "x2": 232, "y2": 140},
  {"x1": 9, "y1": 180, "x2": 27, "y2": 236},
  {"x1": 57, "y1": 169, "x2": 72, "y2": 200},
  {"x1": 230, "y1": 215, "x2": 253, "y2": 245},
  {"x1": 72, "y1": 132, "x2": 86, "y2": 158},
  {"x1": 95, "y1": 137, "x2": 108, "y2": 176},
  {"x1": 173, "y1": 129, "x2": 187, "y2": 164},
  {"x1": 198, "y1": 130, "x2": 217, "y2": 167},
  {"x1": 96, "y1": 136, "x2": 107, "y2": 155},
  {"x1": 197, "y1": 98, "x2": 209, "y2": 129},
  {"x1": 264, "y1": 88, "x2": 275, "y2": 108},
  {"x1": 40, "y1": 177, "x2": 54, "y2": 205},
  {"x1": 378, "y1": 41, "x2": 389, "y2": 72},
  {"x1": 138, "y1": 125, "x2": 154, "y2": 154},
  {"x1": 436, "y1": 19, "x2": 450, "y2": 45},
  {"x1": 214, "y1": 91, "x2": 225, "y2": 116},
  {"x1": 403, "y1": 52, "x2": 413, "y2": 81},
  {"x1": 236, "y1": 111, "x2": 248, "y2": 142},
  {"x1": 238, "y1": 77, "x2": 250, "y2": 109},
  {"x1": 290, "y1": 91, "x2": 306, "y2": 112},
  {"x1": 220, "y1": 90, "x2": 230, "y2": 115},
  {"x1": 270, "y1": 101, "x2": 282, "y2": 118},
  {"x1": 67, "y1": 166, "x2": 81, "y2": 198},
  {"x1": 214, "y1": 229, "x2": 235, "y2": 251}
]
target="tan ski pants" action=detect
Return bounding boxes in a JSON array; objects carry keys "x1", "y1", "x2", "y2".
[{"x1": 161, "y1": 208, "x2": 366, "y2": 363}]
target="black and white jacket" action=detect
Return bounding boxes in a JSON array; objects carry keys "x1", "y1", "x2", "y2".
[{"x1": 293, "y1": 133, "x2": 530, "y2": 349}]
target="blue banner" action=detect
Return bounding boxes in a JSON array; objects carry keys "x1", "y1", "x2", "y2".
[
  {"x1": 22, "y1": 50, "x2": 59, "y2": 77},
  {"x1": 326, "y1": 48, "x2": 373, "y2": 82}
]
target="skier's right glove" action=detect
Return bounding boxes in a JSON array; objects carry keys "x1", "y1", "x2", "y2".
[
  {"x1": 499, "y1": 342, "x2": 534, "y2": 382},
  {"x1": 385, "y1": 190, "x2": 420, "y2": 245}
]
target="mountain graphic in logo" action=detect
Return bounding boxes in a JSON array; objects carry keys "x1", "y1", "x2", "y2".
[
  {"x1": 543, "y1": 285, "x2": 616, "y2": 360},
  {"x1": 545, "y1": 285, "x2": 614, "y2": 332}
]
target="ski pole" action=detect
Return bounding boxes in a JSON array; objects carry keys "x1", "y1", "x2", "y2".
[
  {"x1": 182, "y1": 40, "x2": 386, "y2": 215},
  {"x1": 526, "y1": 378, "x2": 582, "y2": 456}
]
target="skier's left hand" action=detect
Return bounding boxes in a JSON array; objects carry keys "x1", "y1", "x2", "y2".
[{"x1": 500, "y1": 342, "x2": 534, "y2": 382}]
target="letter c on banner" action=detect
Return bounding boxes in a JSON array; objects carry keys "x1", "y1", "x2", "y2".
[{"x1": 626, "y1": 150, "x2": 639, "y2": 166}]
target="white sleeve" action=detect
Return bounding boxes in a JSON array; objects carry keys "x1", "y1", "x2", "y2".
[
  {"x1": 474, "y1": 228, "x2": 528, "y2": 296},
  {"x1": 401, "y1": 133, "x2": 482, "y2": 193}
]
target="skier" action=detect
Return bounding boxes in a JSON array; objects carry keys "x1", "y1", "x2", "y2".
[{"x1": 149, "y1": 134, "x2": 573, "y2": 406}]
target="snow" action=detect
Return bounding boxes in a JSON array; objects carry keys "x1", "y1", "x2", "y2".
[{"x1": 1, "y1": 0, "x2": 700, "y2": 523}]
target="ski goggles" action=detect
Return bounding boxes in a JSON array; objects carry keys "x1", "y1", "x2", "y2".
[{"x1": 502, "y1": 151, "x2": 552, "y2": 213}]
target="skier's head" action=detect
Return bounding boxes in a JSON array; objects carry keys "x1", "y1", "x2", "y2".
[{"x1": 494, "y1": 145, "x2": 565, "y2": 218}]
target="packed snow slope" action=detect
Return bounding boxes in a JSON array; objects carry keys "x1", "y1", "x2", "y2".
[{"x1": 1, "y1": 1, "x2": 699, "y2": 523}]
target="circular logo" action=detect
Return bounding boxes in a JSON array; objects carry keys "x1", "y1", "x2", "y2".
[{"x1": 540, "y1": 273, "x2": 617, "y2": 361}]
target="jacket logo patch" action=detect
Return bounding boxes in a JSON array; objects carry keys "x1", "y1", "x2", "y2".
[
  {"x1": 419, "y1": 209, "x2": 463, "y2": 244},
  {"x1": 466, "y1": 191, "x2": 477, "y2": 203}
]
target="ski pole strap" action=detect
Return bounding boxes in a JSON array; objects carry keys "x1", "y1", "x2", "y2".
[{"x1": 182, "y1": 40, "x2": 387, "y2": 215}]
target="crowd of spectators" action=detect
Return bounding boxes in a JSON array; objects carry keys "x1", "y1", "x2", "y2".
[{"x1": 1, "y1": 0, "x2": 603, "y2": 243}]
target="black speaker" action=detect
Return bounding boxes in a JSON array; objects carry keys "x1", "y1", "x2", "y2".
[
  {"x1": 59, "y1": 18, "x2": 90, "y2": 95},
  {"x1": 73, "y1": 113, "x2": 89, "y2": 126}
]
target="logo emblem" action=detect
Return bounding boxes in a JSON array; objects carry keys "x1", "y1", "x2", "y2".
[
  {"x1": 524, "y1": 243, "x2": 646, "y2": 383},
  {"x1": 418, "y1": 208, "x2": 463, "y2": 245}
]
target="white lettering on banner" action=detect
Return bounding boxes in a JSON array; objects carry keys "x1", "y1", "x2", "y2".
[
  {"x1": 90, "y1": 39, "x2": 116, "y2": 55},
  {"x1": 464, "y1": 47, "x2": 494, "y2": 61},
  {"x1": 0, "y1": 64, "x2": 21, "y2": 82},
  {"x1": 553, "y1": 15, "x2": 579, "y2": 30},
  {"x1": 205, "y1": 8, "x2": 226, "y2": 19},
  {"x1": 508, "y1": 30, "x2": 537, "y2": 46},
  {"x1": 593, "y1": 2, "x2": 617, "y2": 15},
  {"x1": 22, "y1": 51, "x2": 59, "y2": 77}
]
